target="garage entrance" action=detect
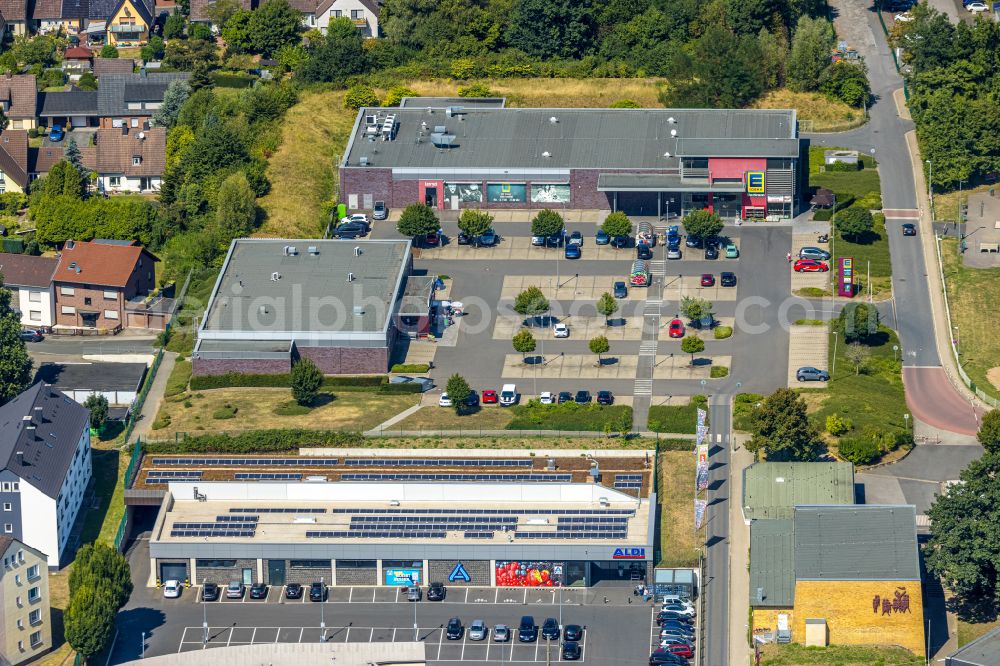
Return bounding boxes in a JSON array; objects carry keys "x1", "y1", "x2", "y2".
[{"x1": 159, "y1": 561, "x2": 188, "y2": 584}]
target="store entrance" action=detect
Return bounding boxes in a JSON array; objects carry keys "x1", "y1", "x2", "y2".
[{"x1": 589, "y1": 560, "x2": 646, "y2": 584}]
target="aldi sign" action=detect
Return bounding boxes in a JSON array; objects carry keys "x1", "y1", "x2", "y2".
[
  {"x1": 612, "y1": 547, "x2": 646, "y2": 560},
  {"x1": 746, "y1": 171, "x2": 765, "y2": 194}
]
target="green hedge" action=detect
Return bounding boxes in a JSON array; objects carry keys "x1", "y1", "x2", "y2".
[
  {"x1": 1, "y1": 238, "x2": 24, "y2": 253},
  {"x1": 376, "y1": 382, "x2": 426, "y2": 394},
  {"x1": 322, "y1": 375, "x2": 386, "y2": 387},
  {"x1": 189, "y1": 373, "x2": 389, "y2": 390},
  {"x1": 390, "y1": 363, "x2": 430, "y2": 373},
  {"x1": 143, "y1": 429, "x2": 365, "y2": 453},
  {"x1": 656, "y1": 438, "x2": 695, "y2": 451},
  {"x1": 837, "y1": 436, "x2": 881, "y2": 465}
]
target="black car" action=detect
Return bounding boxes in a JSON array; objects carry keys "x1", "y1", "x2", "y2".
[
  {"x1": 564, "y1": 624, "x2": 583, "y2": 642},
  {"x1": 309, "y1": 582, "x2": 326, "y2": 601},
  {"x1": 19, "y1": 330, "x2": 43, "y2": 342},
  {"x1": 685, "y1": 235, "x2": 703, "y2": 248},
  {"x1": 541, "y1": 618, "x2": 560, "y2": 640},
  {"x1": 562, "y1": 641, "x2": 582, "y2": 660},
  {"x1": 547, "y1": 232, "x2": 564, "y2": 247},
  {"x1": 720, "y1": 272, "x2": 737, "y2": 287},
  {"x1": 457, "y1": 232, "x2": 473, "y2": 245},
  {"x1": 464, "y1": 390, "x2": 480, "y2": 408},
  {"x1": 610, "y1": 235, "x2": 630, "y2": 249},
  {"x1": 557, "y1": 391, "x2": 573, "y2": 404},
  {"x1": 901, "y1": 223, "x2": 916, "y2": 236},
  {"x1": 333, "y1": 222, "x2": 368, "y2": 239},
  {"x1": 649, "y1": 648, "x2": 689, "y2": 665},
  {"x1": 597, "y1": 390, "x2": 614, "y2": 405},
  {"x1": 518, "y1": 616, "x2": 538, "y2": 643},
  {"x1": 446, "y1": 618, "x2": 464, "y2": 640},
  {"x1": 613, "y1": 281, "x2": 628, "y2": 299},
  {"x1": 637, "y1": 243, "x2": 653, "y2": 260},
  {"x1": 284, "y1": 583, "x2": 303, "y2": 599},
  {"x1": 249, "y1": 582, "x2": 268, "y2": 599},
  {"x1": 427, "y1": 581, "x2": 446, "y2": 601},
  {"x1": 704, "y1": 244, "x2": 719, "y2": 260},
  {"x1": 574, "y1": 390, "x2": 591, "y2": 404},
  {"x1": 202, "y1": 582, "x2": 220, "y2": 601},
  {"x1": 477, "y1": 229, "x2": 498, "y2": 246},
  {"x1": 657, "y1": 611, "x2": 693, "y2": 624}
]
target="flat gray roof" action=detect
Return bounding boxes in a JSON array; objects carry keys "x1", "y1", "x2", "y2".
[
  {"x1": 399, "y1": 96, "x2": 506, "y2": 108},
  {"x1": 35, "y1": 361, "x2": 147, "y2": 392},
  {"x1": 749, "y1": 518, "x2": 794, "y2": 607},
  {"x1": 200, "y1": 239, "x2": 410, "y2": 339},
  {"x1": 742, "y1": 462, "x2": 855, "y2": 521},
  {"x1": 343, "y1": 108, "x2": 798, "y2": 171},
  {"x1": 947, "y1": 627, "x2": 1000, "y2": 666}
]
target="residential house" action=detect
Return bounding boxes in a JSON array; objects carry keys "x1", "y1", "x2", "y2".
[
  {"x1": 32, "y1": 0, "x2": 68, "y2": 34},
  {"x1": 61, "y1": 46, "x2": 95, "y2": 74},
  {"x1": 85, "y1": 0, "x2": 156, "y2": 46},
  {"x1": 58, "y1": 0, "x2": 92, "y2": 36},
  {"x1": 52, "y1": 239, "x2": 158, "y2": 331},
  {"x1": 0, "y1": 0, "x2": 29, "y2": 35},
  {"x1": 93, "y1": 57, "x2": 136, "y2": 78},
  {"x1": 0, "y1": 537, "x2": 51, "y2": 664},
  {"x1": 38, "y1": 89, "x2": 99, "y2": 129},
  {"x1": 0, "y1": 382, "x2": 93, "y2": 568},
  {"x1": 97, "y1": 71, "x2": 189, "y2": 129},
  {"x1": 315, "y1": 0, "x2": 379, "y2": 37},
  {"x1": 0, "y1": 253, "x2": 58, "y2": 328},
  {"x1": 87, "y1": 125, "x2": 166, "y2": 193},
  {"x1": 0, "y1": 75, "x2": 38, "y2": 131},
  {"x1": 0, "y1": 130, "x2": 29, "y2": 193}
]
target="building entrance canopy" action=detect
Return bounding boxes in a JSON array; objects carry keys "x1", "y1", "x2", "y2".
[{"x1": 597, "y1": 173, "x2": 747, "y2": 193}]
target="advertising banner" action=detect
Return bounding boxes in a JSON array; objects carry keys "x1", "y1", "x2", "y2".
[
  {"x1": 384, "y1": 568, "x2": 421, "y2": 586},
  {"x1": 531, "y1": 183, "x2": 571, "y2": 204},
  {"x1": 487, "y1": 183, "x2": 527, "y2": 203},
  {"x1": 696, "y1": 443, "x2": 709, "y2": 491},
  {"x1": 697, "y1": 408, "x2": 707, "y2": 428},
  {"x1": 696, "y1": 424, "x2": 709, "y2": 445},
  {"x1": 495, "y1": 561, "x2": 561, "y2": 587},
  {"x1": 746, "y1": 171, "x2": 765, "y2": 194},
  {"x1": 694, "y1": 499, "x2": 708, "y2": 529},
  {"x1": 838, "y1": 257, "x2": 855, "y2": 298},
  {"x1": 444, "y1": 182, "x2": 483, "y2": 203}
]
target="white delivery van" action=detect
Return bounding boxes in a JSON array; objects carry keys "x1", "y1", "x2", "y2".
[{"x1": 499, "y1": 384, "x2": 518, "y2": 406}]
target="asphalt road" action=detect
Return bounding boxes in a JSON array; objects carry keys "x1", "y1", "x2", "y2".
[{"x1": 701, "y1": 398, "x2": 732, "y2": 666}]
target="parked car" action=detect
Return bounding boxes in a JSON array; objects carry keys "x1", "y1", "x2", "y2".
[
  {"x1": 666, "y1": 246, "x2": 682, "y2": 260},
  {"x1": 284, "y1": 583, "x2": 302, "y2": 600},
  {"x1": 668, "y1": 319, "x2": 685, "y2": 338},
  {"x1": 249, "y1": 582, "x2": 268, "y2": 599},
  {"x1": 553, "y1": 322, "x2": 570, "y2": 338},
  {"x1": 427, "y1": 582, "x2": 446, "y2": 601},
  {"x1": 557, "y1": 391, "x2": 573, "y2": 404},
  {"x1": 659, "y1": 631, "x2": 694, "y2": 646},
  {"x1": 226, "y1": 580, "x2": 243, "y2": 599},
  {"x1": 518, "y1": 616, "x2": 538, "y2": 642},
  {"x1": 407, "y1": 586, "x2": 422, "y2": 601},
  {"x1": 493, "y1": 624, "x2": 511, "y2": 642},
  {"x1": 720, "y1": 272, "x2": 737, "y2": 287},
  {"x1": 482, "y1": 390, "x2": 498, "y2": 404},
  {"x1": 438, "y1": 393, "x2": 452, "y2": 407},
  {"x1": 894, "y1": 12, "x2": 914, "y2": 21},
  {"x1": 661, "y1": 603, "x2": 695, "y2": 617},
  {"x1": 477, "y1": 229, "x2": 498, "y2": 246},
  {"x1": 610, "y1": 235, "x2": 630, "y2": 249},
  {"x1": 309, "y1": 582, "x2": 326, "y2": 602},
  {"x1": 469, "y1": 619, "x2": 488, "y2": 641},
  {"x1": 597, "y1": 390, "x2": 614, "y2": 405},
  {"x1": 902, "y1": 223, "x2": 917, "y2": 236},
  {"x1": 531, "y1": 234, "x2": 547, "y2": 246},
  {"x1": 659, "y1": 621, "x2": 694, "y2": 636},
  {"x1": 799, "y1": 247, "x2": 831, "y2": 260},
  {"x1": 333, "y1": 222, "x2": 368, "y2": 239},
  {"x1": 446, "y1": 618, "x2": 464, "y2": 640},
  {"x1": 565, "y1": 244, "x2": 581, "y2": 259},
  {"x1": 657, "y1": 611, "x2": 693, "y2": 624},
  {"x1": 539, "y1": 391, "x2": 554, "y2": 405},
  {"x1": 499, "y1": 384, "x2": 518, "y2": 406},
  {"x1": 725, "y1": 243, "x2": 739, "y2": 258},
  {"x1": 345, "y1": 213, "x2": 369, "y2": 225},
  {"x1": 564, "y1": 625, "x2": 583, "y2": 642},
  {"x1": 574, "y1": 390, "x2": 591, "y2": 404},
  {"x1": 613, "y1": 281, "x2": 628, "y2": 299},
  {"x1": 163, "y1": 580, "x2": 181, "y2": 598},
  {"x1": 793, "y1": 259, "x2": 829, "y2": 272},
  {"x1": 685, "y1": 235, "x2": 703, "y2": 248},
  {"x1": 967, "y1": 2, "x2": 988, "y2": 12},
  {"x1": 568, "y1": 231, "x2": 583, "y2": 246},
  {"x1": 457, "y1": 232, "x2": 473, "y2": 245},
  {"x1": 373, "y1": 201, "x2": 387, "y2": 220},
  {"x1": 202, "y1": 582, "x2": 220, "y2": 601},
  {"x1": 423, "y1": 231, "x2": 442, "y2": 247},
  {"x1": 595, "y1": 229, "x2": 610, "y2": 245},
  {"x1": 49, "y1": 124, "x2": 64, "y2": 142},
  {"x1": 547, "y1": 232, "x2": 564, "y2": 247},
  {"x1": 19, "y1": 330, "x2": 43, "y2": 342},
  {"x1": 700, "y1": 273, "x2": 715, "y2": 287},
  {"x1": 464, "y1": 390, "x2": 479, "y2": 408},
  {"x1": 796, "y1": 366, "x2": 830, "y2": 382},
  {"x1": 541, "y1": 618, "x2": 560, "y2": 640},
  {"x1": 562, "y1": 641, "x2": 582, "y2": 660},
  {"x1": 637, "y1": 243, "x2": 653, "y2": 260},
  {"x1": 704, "y1": 244, "x2": 719, "y2": 260},
  {"x1": 649, "y1": 648, "x2": 689, "y2": 665},
  {"x1": 664, "y1": 643, "x2": 694, "y2": 659}
]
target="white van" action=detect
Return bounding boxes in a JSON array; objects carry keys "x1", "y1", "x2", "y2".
[{"x1": 499, "y1": 384, "x2": 518, "y2": 406}]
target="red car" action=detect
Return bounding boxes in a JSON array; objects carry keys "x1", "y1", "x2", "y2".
[
  {"x1": 665, "y1": 643, "x2": 694, "y2": 659},
  {"x1": 482, "y1": 390, "x2": 499, "y2": 404},
  {"x1": 667, "y1": 319, "x2": 684, "y2": 338},
  {"x1": 700, "y1": 273, "x2": 715, "y2": 287},
  {"x1": 793, "y1": 259, "x2": 829, "y2": 272}
]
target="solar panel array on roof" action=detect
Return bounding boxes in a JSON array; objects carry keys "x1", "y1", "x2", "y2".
[
  {"x1": 344, "y1": 458, "x2": 533, "y2": 467},
  {"x1": 614, "y1": 472, "x2": 643, "y2": 489},
  {"x1": 169, "y1": 514, "x2": 257, "y2": 538},
  {"x1": 230, "y1": 507, "x2": 326, "y2": 513},
  {"x1": 465, "y1": 532, "x2": 495, "y2": 539},
  {"x1": 331, "y1": 508, "x2": 635, "y2": 515},
  {"x1": 306, "y1": 531, "x2": 447, "y2": 539},
  {"x1": 517, "y1": 530, "x2": 627, "y2": 539},
  {"x1": 146, "y1": 470, "x2": 203, "y2": 484},
  {"x1": 234, "y1": 473, "x2": 302, "y2": 480},
  {"x1": 340, "y1": 473, "x2": 572, "y2": 482},
  {"x1": 152, "y1": 457, "x2": 338, "y2": 466},
  {"x1": 170, "y1": 529, "x2": 255, "y2": 537}
]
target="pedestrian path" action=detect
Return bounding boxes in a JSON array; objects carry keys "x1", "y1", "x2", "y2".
[{"x1": 131, "y1": 350, "x2": 177, "y2": 442}]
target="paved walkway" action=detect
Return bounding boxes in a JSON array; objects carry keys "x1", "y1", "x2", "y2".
[
  {"x1": 728, "y1": 436, "x2": 753, "y2": 666},
  {"x1": 131, "y1": 350, "x2": 177, "y2": 443},
  {"x1": 365, "y1": 402, "x2": 423, "y2": 435}
]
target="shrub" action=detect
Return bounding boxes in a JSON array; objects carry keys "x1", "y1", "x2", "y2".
[
  {"x1": 212, "y1": 403, "x2": 238, "y2": 419},
  {"x1": 143, "y1": 429, "x2": 365, "y2": 453},
  {"x1": 344, "y1": 84, "x2": 379, "y2": 109},
  {"x1": 825, "y1": 160, "x2": 860, "y2": 172},
  {"x1": 100, "y1": 45, "x2": 119, "y2": 58},
  {"x1": 609, "y1": 98, "x2": 641, "y2": 108},
  {"x1": 713, "y1": 325, "x2": 733, "y2": 340},
  {"x1": 837, "y1": 436, "x2": 881, "y2": 465},
  {"x1": 457, "y1": 83, "x2": 493, "y2": 97},
  {"x1": 151, "y1": 410, "x2": 171, "y2": 430},
  {"x1": 190, "y1": 372, "x2": 292, "y2": 390},
  {"x1": 795, "y1": 319, "x2": 825, "y2": 326},
  {"x1": 28, "y1": 127, "x2": 39, "y2": 138},
  {"x1": 382, "y1": 85, "x2": 417, "y2": 107},
  {"x1": 164, "y1": 360, "x2": 192, "y2": 397},
  {"x1": 826, "y1": 413, "x2": 853, "y2": 436},
  {"x1": 273, "y1": 401, "x2": 312, "y2": 416},
  {"x1": 390, "y1": 363, "x2": 430, "y2": 373},
  {"x1": 376, "y1": 382, "x2": 425, "y2": 394},
  {"x1": 710, "y1": 366, "x2": 729, "y2": 378},
  {"x1": 291, "y1": 358, "x2": 323, "y2": 405}
]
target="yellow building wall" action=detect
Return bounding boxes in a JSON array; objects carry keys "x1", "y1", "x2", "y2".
[
  {"x1": 108, "y1": 0, "x2": 150, "y2": 46},
  {"x1": 0, "y1": 171, "x2": 26, "y2": 194},
  {"x1": 752, "y1": 607, "x2": 793, "y2": 637},
  {"x1": 792, "y1": 580, "x2": 924, "y2": 657}
]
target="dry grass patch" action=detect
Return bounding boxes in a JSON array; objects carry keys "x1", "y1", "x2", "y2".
[
  {"x1": 365, "y1": 435, "x2": 660, "y2": 450},
  {"x1": 403, "y1": 78, "x2": 665, "y2": 108},
  {"x1": 257, "y1": 89, "x2": 353, "y2": 238},
  {"x1": 390, "y1": 405, "x2": 515, "y2": 432},
  {"x1": 156, "y1": 388, "x2": 418, "y2": 436},
  {"x1": 754, "y1": 89, "x2": 865, "y2": 132},
  {"x1": 658, "y1": 449, "x2": 702, "y2": 568}
]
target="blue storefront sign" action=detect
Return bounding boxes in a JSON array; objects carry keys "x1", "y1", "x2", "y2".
[
  {"x1": 448, "y1": 562, "x2": 471, "y2": 582},
  {"x1": 612, "y1": 547, "x2": 646, "y2": 560},
  {"x1": 384, "y1": 568, "x2": 421, "y2": 586}
]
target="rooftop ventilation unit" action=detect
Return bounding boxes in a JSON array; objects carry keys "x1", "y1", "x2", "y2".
[
  {"x1": 304, "y1": 476, "x2": 327, "y2": 482},
  {"x1": 308, "y1": 246, "x2": 319, "y2": 255},
  {"x1": 68, "y1": 262, "x2": 77, "y2": 270},
  {"x1": 347, "y1": 272, "x2": 355, "y2": 282},
  {"x1": 670, "y1": 129, "x2": 678, "y2": 137},
  {"x1": 271, "y1": 272, "x2": 281, "y2": 281},
  {"x1": 293, "y1": 516, "x2": 317, "y2": 524},
  {"x1": 549, "y1": 116, "x2": 558, "y2": 124},
  {"x1": 546, "y1": 458, "x2": 556, "y2": 471},
  {"x1": 542, "y1": 151, "x2": 551, "y2": 158},
  {"x1": 667, "y1": 117, "x2": 676, "y2": 124},
  {"x1": 258, "y1": 305, "x2": 268, "y2": 315},
  {"x1": 354, "y1": 246, "x2": 362, "y2": 257},
  {"x1": 389, "y1": 499, "x2": 400, "y2": 506},
  {"x1": 430, "y1": 133, "x2": 456, "y2": 149},
  {"x1": 353, "y1": 305, "x2": 365, "y2": 316},
  {"x1": 359, "y1": 156, "x2": 369, "y2": 166},
  {"x1": 433, "y1": 125, "x2": 447, "y2": 134},
  {"x1": 283, "y1": 245, "x2": 298, "y2": 256},
  {"x1": 381, "y1": 114, "x2": 397, "y2": 141},
  {"x1": 445, "y1": 106, "x2": 464, "y2": 117},
  {"x1": 599, "y1": 497, "x2": 610, "y2": 507},
  {"x1": 663, "y1": 152, "x2": 671, "y2": 158}
]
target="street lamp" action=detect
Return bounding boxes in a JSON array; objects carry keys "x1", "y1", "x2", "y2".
[
  {"x1": 892, "y1": 344, "x2": 899, "y2": 362},
  {"x1": 319, "y1": 576, "x2": 326, "y2": 642},
  {"x1": 925, "y1": 160, "x2": 933, "y2": 219},
  {"x1": 832, "y1": 331, "x2": 839, "y2": 376},
  {"x1": 903, "y1": 413, "x2": 910, "y2": 432},
  {"x1": 202, "y1": 593, "x2": 209, "y2": 648}
]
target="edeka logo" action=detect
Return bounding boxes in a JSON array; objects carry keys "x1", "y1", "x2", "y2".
[
  {"x1": 746, "y1": 171, "x2": 765, "y2": 194},
  {"x1": 448, "y1": 562, "x2": 472, "y2": 583},
  {"x1": 612, "y1": 547, "x2": 645, "y2": 560}
]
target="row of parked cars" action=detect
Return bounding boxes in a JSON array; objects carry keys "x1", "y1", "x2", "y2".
[
  {"x1": 163, "y1": 580, "x2": 329, "y2": 601},
  {"x1": 444, "y1": 616, "x2": 584, "y2": 660},
  {"x1": 650, "y1": 596, "x2": 697, "y2": 665}
]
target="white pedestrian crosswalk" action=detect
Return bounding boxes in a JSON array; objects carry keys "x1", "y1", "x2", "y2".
[
  {"x1": 639, "y1": 342, "x2": 659, "y2": 355},
  {"x1": 634, "y1": 379, "x2": 653, "y2": 395}
]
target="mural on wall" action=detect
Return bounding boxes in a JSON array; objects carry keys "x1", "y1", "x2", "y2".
[
  {"x1": 530, "y1": 184, "x2": 571, "y2": 204},
  {"x1": 872, "y1": 588, "x2": 911, "y2": 615},
  {"x1": 487, "y1": 183, "x2": 527, "y2": 203},
  {"x1": 495, "y1": 561, "x2": 562, "y2": 587},
  {"x1": 445, "y1": 183, "x2": 483, "y2": 202}
]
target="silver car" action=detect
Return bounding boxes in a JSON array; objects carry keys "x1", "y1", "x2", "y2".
[
  {"x1": 799, "y1": 246, "x2": 831, "y2": 261},
  {"x1": 667, "y1": 246, "x2": 682, "y2": 260},
  {"x1": 493, "y1": 624, "x2": 510, "y2": 642},
  {"x1": 469, "y1": 619, "x2": 488, "y2": 641},
  {"x1": 407, "y1": 586, "x2": 422, "y2": 601}
]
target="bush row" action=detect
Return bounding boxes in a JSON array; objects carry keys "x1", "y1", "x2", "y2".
[
  {"x1": 189, "y1": 373, "x2": 388, "y2": 390},
  {"x1": 390, "y1": 363, "x2": 431, "y2": 373},
  {"x1": 143, "y1": 429, "x2": 365, "y2": 453}
]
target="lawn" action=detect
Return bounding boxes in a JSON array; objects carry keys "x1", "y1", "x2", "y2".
[
  {"x1": 164, "y1": 268, "x2": 219, "y2": 355},
  {"x1": 403, "y1": 78, "x2": 665, "y2": 108},
  {"x1": 657, "y1": 449, "x2": 702, "y2": 568},
  {"x1": 390, "y1": 405, "x2": 515, "y2": 432},
  {"x1": 759, "y1": 643, "x2": 922, "y2": 665},
  {"x1": 364, "y1": 435, "x2": 662, "y2": 450},
  {"x1": 733, "y1": 393, "x2": 765, "y2": 432},
  {"x1": 256, "y1": 88, "x2": 353, "y2": 238},
  {"x1": 934, "y1": 183, "x2": 991, "y2": 224},
  {"x1": 152, "y1": 388, "x2": 418, "y2": 437},
  {"x1": 958, "y1": 617, "x2": 1000, "y2": 647},
  {"x1": 831, "y1": 213, "x2": 893, "y2": 299},
  {"x1": 941, "y1": 237, "x2": 1000, "y2": 401},
  {"x1": 506, "y1": 401, "x2": 634, "y2": 432},
  {"x1": 754, "y1": 90, "x2": 865, "y2": 132},
  {"x1": 647, "y1": 395, "x2": 708, "y2": 433}
]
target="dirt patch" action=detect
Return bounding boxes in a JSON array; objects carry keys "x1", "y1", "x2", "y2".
[{"x1": 988, "y1": 367, "x2": 1000, "y2": 391}]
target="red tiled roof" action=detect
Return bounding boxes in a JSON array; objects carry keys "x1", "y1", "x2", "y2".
[
  {"x1": 91, "y1": 126, "x2": 165, "y2": 176},
  {"x1": 0, "y1": 74, "x2": 38, "y2": 119},
  {"x1": 0, "y1": 0, "x2": 26, "y2": 21},
  {"x1": 0, "y1": 253, "x2": 58, "y2": 288},
  {"x1": 0, "y1": 130, "x2": 29, "y2": 188},
  {"x1": 54, "y1": 240, "x2": 158, "y2": 288},
  {"x1": 64, "y1": 46, "x2": 94, "y2": 60}
]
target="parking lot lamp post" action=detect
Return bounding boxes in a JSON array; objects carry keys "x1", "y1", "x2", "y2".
[
  {"x1": 320, "y1": 576, "x2": 326, "y2": 642},
  {"x1": 413, "y1": 589, "x2": 418, "y2": 640},
  {"x1": 202, "y1": 596, "x2": 208, "y2": 648},
  {"x1": 904, "y1": 413, "x2": 910, "y2": 433},
  {"x1": 832, "y1": 331, "x2": 839, "y2": 376},
  {"x1": 141, "y1": 631, "x2": 145, "y2": 659}
]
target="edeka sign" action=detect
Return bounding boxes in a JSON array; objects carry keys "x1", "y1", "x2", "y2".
[
  {"x1": 746, "y1": 171, "x2": 765, "y2": 194},
  {"x1": 384, "y1": 568, "x2": 421, "y2": 586},
  {"x1": 612, "y1": 547, "x2": 646, "y2": 560}
]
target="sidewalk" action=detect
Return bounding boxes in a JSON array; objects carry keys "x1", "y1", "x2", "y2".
[
  {"x1": 131, "y1": 351, "x2": 177, "y2": 442},
  {"x1": 728, "y1": 435, "x2": 753, "y2": 666}
]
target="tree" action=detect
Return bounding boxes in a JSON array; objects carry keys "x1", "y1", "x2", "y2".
[
  {"x1": 926, "y1": 452, "x2": 1000, "y2": 617},
  {"x1": 142, "y1": 35, "x2": 166, "y2": 62},
  {"x1": 512, "y1": 328, "x2": 536, "y2": 361},
  {"x1": 836, "y1": 302, "x2": 879, "y2": 342},
  {"x1": 819, "y1": 60, "x2": 870, "y2": 107},
  {"x1": 163, "y1": 11, "x2": 186, "y2": 39},
  {"x1": 64, "y1": 585, "x2": 116, "y2": 660},
  {"x1": 0, "y1": 274, "x2": 33, "y2": 405},
  {"x1": 83, "y1": 394, "x2": 109, "y2": 432},
  {"x1": 836, "y1": 207, "x2": 873, "y2": 241},
  {"x1": 215, "y1": 172, "x2": 257, "y2": 239},
  {"x1": 681, "y1": 335, "x2": 705, "y2": 364},
  {"x1": 207, "y1": 0, "x2": 242, "y2": 27},
  {"x1": 445, "y1": 373, "x2": 471, "y2": 413},
  {"x1": 682, "y1": 209, "x2": 724, "y2": 240},
  {"x1": 457, "y1": 209, "x2": 493, "y2": 238},
  {"x1": 679, "y1": 296, "x2": 714, "y2": 325},
  {"x1": 397, "y1": 203, "x2": 439, "y2": 238},
  {"x1": 296, "y1": 18, "x2": 369, "y2": 85},
  {"x1": 69, "y1": 543, "x2": 133, "y2": 609},
  {"x1": 290, "y1": 357, "x2": 323, "y2": 406},
  {"x1": 589, "y1": 335, "x2": 610, "y2": 366},
  {"x1": 787, "y1": 16, "x2": 835, "y2": 92},
  {"x1": 507, "y1": 0, "x2": 596, "y2": 59},
  {"x1": 513, "y1": 286, "x2": 549, "y2": 326},
  {"x1": 382, "y1": 85, "x2": 417, "y2": 107},
  {"x1": 100, "y1": 45, "x2": 119, "y2": 58},
  {"x1": 660, "y1": 25, "x2": 768, "y2": 108},
  {"x1": 601, "y1": 211, "x2": 631, "y2": 237},
  {"x1": 747, "y1": 388, "x2": 819, "y2": 461},
  {"x1": 845, "y1": 342, "x2": 870, "y2": 375},
  {"x1": 43, "y1": 161, "x2": 84, "y2": 199},
  {"x1": 531, "y1": 209, "x2": 564, "y2": 237},
  {"x1": 189, "y1": 61, "x2": 213, "y2": 91},
  {"x1": 977, "y1": 410, "x2": 1000, "y2": 454},
  {"x1": 153, "y1": 79, "x2": 191, "y2": 128},
  {"x1": 596, "y1": 292, "x2": 618, "y2": 325},
  {"x1": 249, "y1": 0, "x2": 302, "y2": 56},
  {"x1": 344, "y1": 84, "x2": 379, "y2": 109},
  {"x1": 64, "y1": 138, "x2": 89, "y2": 182}
]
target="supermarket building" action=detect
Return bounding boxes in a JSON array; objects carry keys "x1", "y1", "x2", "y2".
[{"x1": 339, "y1": 106, "x2": 805, "y2": 220}]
